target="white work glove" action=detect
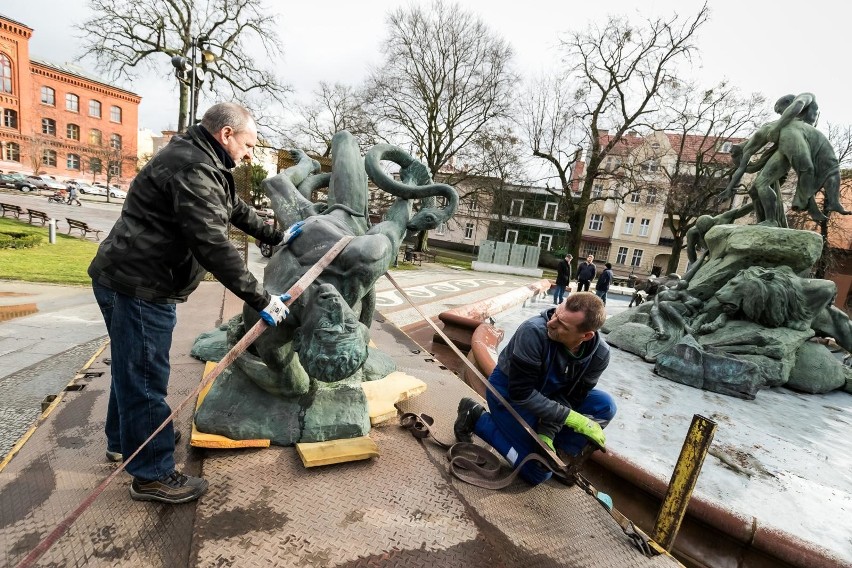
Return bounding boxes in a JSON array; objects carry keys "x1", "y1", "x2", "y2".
[
  {"x1": 259, "y1": 293, "x2": 292, "y2": 326},
  {"x1": 278, "y1": 220, "x2": 305, "y2": 246}
]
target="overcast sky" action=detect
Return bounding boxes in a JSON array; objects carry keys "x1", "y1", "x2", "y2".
[{"x1": 4, "y1": 0, "x2": 852, "y2": 133}]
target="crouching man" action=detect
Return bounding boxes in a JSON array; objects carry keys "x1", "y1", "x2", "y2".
[{"x1": 454, "y1": 292, "x2": 616, "y2": 485}]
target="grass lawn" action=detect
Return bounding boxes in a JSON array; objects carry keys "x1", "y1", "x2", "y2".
[{"x1": 0, "y1": 218, "x2": 98, "y2": 285}]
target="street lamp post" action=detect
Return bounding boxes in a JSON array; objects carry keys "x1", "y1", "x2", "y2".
[{"x1": 170, "y1": 35, "x2": 217, "y2": 129}]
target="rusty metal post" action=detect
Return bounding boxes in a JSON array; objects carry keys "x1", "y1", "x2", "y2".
[{"x1": 652, "y1": 414, "x2": 717, "y2": 551}]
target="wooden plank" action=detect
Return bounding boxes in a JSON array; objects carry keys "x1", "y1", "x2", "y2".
[
  {"x1": 361, "y1": 371, "x2": 427, "y2": 425},
  {"x1": 296, "y1": 436, "x2": 379, "y2": 468}
]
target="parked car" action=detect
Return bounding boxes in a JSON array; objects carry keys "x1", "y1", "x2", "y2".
[
  {"x1": 76, "y1": 182, "x2": 107, "y2": 196},
  {"x1": 34, "y1": 175, "x2": 66, "y2": 191},
  {"x1": 0, "y1": 173, "x2": 24, "y2": 189},
  {"x1": 109, "y1": 187, "x2": 128, "y2": 199}
]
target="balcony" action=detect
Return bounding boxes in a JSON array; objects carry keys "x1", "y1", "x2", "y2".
[{"x1": 489, "y1": 214, "x2": 571, "y2": 231}]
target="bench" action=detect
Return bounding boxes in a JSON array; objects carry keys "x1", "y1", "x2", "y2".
[
  {"x1": 0, "y1": 202, "x2": 25, "y2": 219},
  {"x1": 66, "y1": 218, "x2": 103, "y2": 241},
  {"x1": 27, "y1": 209, "x2": 50, "y2": 226}
]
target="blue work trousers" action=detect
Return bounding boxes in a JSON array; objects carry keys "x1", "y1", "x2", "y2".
[
  {"x1": 474, "y1": 381, "x2": 616, "y2": 486},
  {"x1": 93, "y1": 281, "x2": 177, "y2": 481}
]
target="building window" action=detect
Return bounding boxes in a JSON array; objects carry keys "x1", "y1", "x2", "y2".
[
  {"x1": 582, "y1": 242, "x2": 610, "y2": 260},
  {"x1": 642, "y1": 159, "x2": 659, "y2": 173},
  {"x1": 4, "y1": 142, "x2": 20, "y2": 161},
  {"x1": 464, "y1": 223, "x2": 474, "y2": 240},
  {"x1": 651, "y1": 142, "x2": 660, "y2": 150},
  {"x1": 510, "y1": 199, "x2": 524, "y2": 216},
  {"x1": 639, "y1": 218, "x2": 650, "y2": 237},
  {"x1": 538, "y1": 234, "x2": 553, "y2": 251},
  {"x1": 468, "y1": 197, "x2": 478, "y2": 211},
  {"x1": 631, "y1": 249, "x2": 644, "y2": 267},
  {"x1": 41, "y1": 86, "x2": 55, "y2": 105},
  {"x1": 90, "y1": 157, "x2": 102, "y2": 174},
  {"x1": 43, "y1": 149, "x2": 57, "y2": 167},
  {"x1": 623, "y1": 216, "x2": 635, "y2": 235},
  {"x1": 67, "y1": 153, "x2": 81, "y2": 170},
  {"x1": 719, "y1": 141, "x2": 732, "y2": 153},
  {"x1": 543, "y1": 202, "x2": 557, "y2": 220},
  {"x1": 67, "y1": 123, "x2": 80, "y2": 140},
  {"x1": 0, "y1": 53, "x2": 12, "y2": 93},
  {"x1": 435, "y1": 222, "x2": 446, "y2": 235},
  {"x1": 588, "y1": 214, "x2": 603, "y2": 232},
  {"x1": 42, "y1": 118, "x2": 56, "y2": 136},
  {"x1": 110, "y1": 105, "x2": 122, "y2": 123},
  {"x1": 3, "y1": 109, "x2": 17, "y2": 129},
  {"x1": 110, "y1": 133, "x2": 122, "y2": 149},
  {"x1": 505, "y1": 229, "x2": 518, "y2": 243},
  {"x1": 630, "y1": 191, "x2": 641, "y2": 203},
  {"x1": 592, "y1": 184, "x2": 603, "y2": 198},
  {"x1": 109, "y1": 161, "x2": 121, "y2": 176},
  {"x1": 90, "y1": 129, "x2": 102, "y2": 146},
  {"x1": 66, "y1": 93, "x2": 79, "y2": 112},
  {"x1": 646, "y1": 188, "x2": 658, "y2": 204},
  {"x1": 616, "y1": 246, "x2": 628, "y2": 265},
  {"x1": 89, "y1": 100, "x2": 102, "y2": 118}
]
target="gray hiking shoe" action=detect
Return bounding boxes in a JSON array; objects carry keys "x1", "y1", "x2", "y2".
[
  {"x1": 130, "y1": 470, "x2": 208, "y2": 504},
  {"x1": 106, "y1": 430, "x2": 182, "y2": 463}
]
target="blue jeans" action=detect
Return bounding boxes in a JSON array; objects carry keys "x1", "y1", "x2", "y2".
[
  {"x1": 553, "y1": 284, "x2": 567, "y2": 304},
  {"x1": 474, "y1": 385, "x2": 616, "y2": 486},
  {"x1": 595, "y1": 289, "x2": 608, "y2": 304},
  {"x1": 93, "y1": 281, "x2": 177, "y2": 481}
]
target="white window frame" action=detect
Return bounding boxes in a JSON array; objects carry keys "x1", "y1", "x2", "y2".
[
  {"x1": 592, "y1": 184, "x2": 603, "y2": 198},
  {"x1": 616, "y1": 246, "x2": 628, "y2": 265},
  {"x1": 646, "y1": 188, "x2": 658, "y2": 204},
  {"x1": 630, "y1": 191, "x2": 641, "y2": 203},
  {"x1": 639, "y1": 218, "x2": 650, "y2": 236},
  {"x1": 543, "y1": 202, "x2": 557, "y2": 220},
  {"x1": 464, "y1": 223, "x2": 474, "y2": 240},
  {"x1": 623, "y1": 216, "x2": 635, "y2": 235},
  {"x1": 435, "y1": 222, "x2": 446, "y2": 236},
  {"x1": 588, "y1": 214, "x2": 603, "y2": 232},
  {"x1": 630, "y1": 249, "x2": 644, "y2": 267},
  {"x1": 510, "y1": 199, "x2": 524, "y2": 216},
  {"x1": 538, "y1": 234, "x2": 553, "y2": 251},
  {"x1": 505, "y1": 229, "x2": 518, "y2": 243}
]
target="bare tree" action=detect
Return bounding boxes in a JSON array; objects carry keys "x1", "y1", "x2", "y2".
[
  {"x1": 293, "y1": 82, "x2": 381, "y2": 157},
  {"x1": 367, "y1": 0, "x2": 516, "y2": 250},
  {"x1": 654, "y1": 82, "x2": 767, "y2": 273},
  {"x1": 80, "y1": 0, "x2": 289, "y2": 131},
  {"x1": 519, "y1": 5, "x2": 709, "y2": 261}
]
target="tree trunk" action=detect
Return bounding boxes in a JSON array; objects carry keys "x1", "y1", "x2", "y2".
[
  {"x1": 666, "y1": 235, "x2": 684, "y2": 274},
  {"x1": 415, "y1": 229, "x2": 429, "y2": 252},
  {"x1": 178, "y1": 84, "x2": 189, "y2": 132}
]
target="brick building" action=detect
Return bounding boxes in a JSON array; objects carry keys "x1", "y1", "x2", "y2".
[{"x1": 0, "y1": 14, "x2": 140, "y2": 187}]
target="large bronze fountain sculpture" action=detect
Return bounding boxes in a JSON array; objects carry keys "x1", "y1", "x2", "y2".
[{"x1": 604, "y1": 93, "x2": 852, "y2": 399}]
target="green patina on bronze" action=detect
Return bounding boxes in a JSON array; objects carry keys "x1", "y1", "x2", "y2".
[{"x1": 193, "y1": 131, "x2": 459, "y2": 443}]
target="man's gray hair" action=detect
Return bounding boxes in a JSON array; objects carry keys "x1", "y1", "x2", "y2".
[{"x1": 200, "y1": 102, "x2": 253, "y2": 134}]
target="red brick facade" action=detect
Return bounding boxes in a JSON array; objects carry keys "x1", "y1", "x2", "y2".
[{"x1": 0, "y1": 15, "x2": 140, "y2": 187}]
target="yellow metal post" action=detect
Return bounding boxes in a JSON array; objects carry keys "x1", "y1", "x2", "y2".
[{"x1": 652, "y1": 414, "x2": 717, "y2": 551}]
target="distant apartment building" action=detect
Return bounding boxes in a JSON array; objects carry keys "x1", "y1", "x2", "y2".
[
  {"x1": 0, "y1": 14, "x2": 140, "y2": 186},
  {"x1": 573, "y1": 130, "x2": 749, "y2": 278}
]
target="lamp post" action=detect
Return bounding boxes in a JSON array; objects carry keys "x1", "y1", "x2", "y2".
[{"x1": 170, "y1": 35, "x2": 217, "y2": 129}]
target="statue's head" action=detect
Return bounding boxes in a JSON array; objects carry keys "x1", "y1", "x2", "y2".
[
  {"x1": 774, "y1": 94, "x2": 796, "y2": 115},
  {"x1": 293, "y1": 283, "x2": 370, "y2": 381}
]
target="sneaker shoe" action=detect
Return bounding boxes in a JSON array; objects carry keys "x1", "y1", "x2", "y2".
[
  {"x1": 454, "y1": 397, "x2": 484, "y2": 443},
  {"x1": 130, "y1": 470, "x2": 208, "y2": 504},
  {"x1": 106, "y1": 430, "x2": 182, "y2": 463}
]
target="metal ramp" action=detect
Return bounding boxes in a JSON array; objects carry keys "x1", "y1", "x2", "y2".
[{"x1": 0, "y1": 283, "x2": 681, "y2": 567}]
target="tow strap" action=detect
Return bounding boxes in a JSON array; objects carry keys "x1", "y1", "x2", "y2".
[
  {"x1": 385, "y1": 271, "x2": 657, "y2": 557},
  {"x1": 15, "y1": 235, "x2": 354, "y2": 568}
]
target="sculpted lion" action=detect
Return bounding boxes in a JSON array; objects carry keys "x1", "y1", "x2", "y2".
[{"x1": 696, "y1": 265, "x2": 852, "y2": 353}]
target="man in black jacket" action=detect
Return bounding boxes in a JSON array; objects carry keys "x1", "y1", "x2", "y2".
[
  {"x1": 576, "y1": 254, "x2": 596, "y2": 291},
  {"x1": 89, "y1": 103, "x2": 297, "y2": 504},
  {"x1": 553, "y1": 253, "x2": 572, "y2": 304}
]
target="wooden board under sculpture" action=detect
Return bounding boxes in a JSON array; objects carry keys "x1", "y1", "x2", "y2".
[
  {"x1": 190, "y1": 131, "x2": 458, "y2": 444},
  {"x1": 604, "y1": 93, "x2": 852, "y2": 399}
]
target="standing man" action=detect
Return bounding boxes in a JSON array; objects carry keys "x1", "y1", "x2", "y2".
[
  {"x1": 576, "y1": 254, "x2": 596, "y2": 292},
  {"x1": 595, "y1": 262, "x2": 614, "y2": 305},
  {"x1": 454, "y1": 293, "x2": 615, "y2": 485},
  {"x1": 553, "y1": 253, "x2": 572, "y2": 304},
  {"x1": 89, "y1": 102, "x2": 299, "y2": 504}
]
